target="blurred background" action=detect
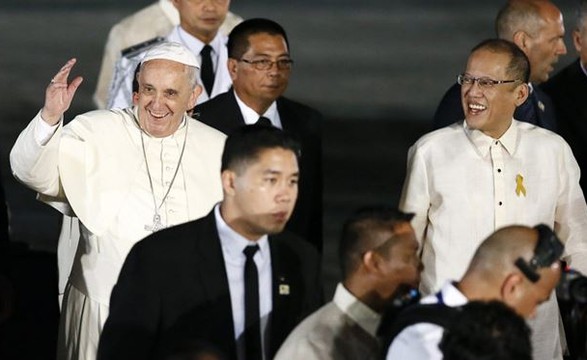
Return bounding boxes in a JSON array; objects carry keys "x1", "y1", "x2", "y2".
[{"x1": 0, "y1": 0, "x2": 578, "y2": 357}]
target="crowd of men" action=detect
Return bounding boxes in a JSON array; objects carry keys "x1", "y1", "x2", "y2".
[{"x1": 1, "y1": 0, "x2": 587, "y2": 359}]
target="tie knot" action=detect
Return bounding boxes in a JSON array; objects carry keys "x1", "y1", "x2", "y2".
[
  {"x1": 200, "y1": 44, "x2": 212, "y2": 56},
  {"x1": 256, "y1": 117, "x2": 272, "y2": 127},
  {"x1": 243, "y1": 245, "x2": 259, "y2": 259}
]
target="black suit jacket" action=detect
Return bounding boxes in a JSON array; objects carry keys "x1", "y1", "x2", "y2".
[
  {"x1": 432, "y1": 82, "x2": 557, "y2": 131},
  {"x1": 194, "y1": 91, "x2": 323, "y2": 252},
  {"x1": 98, "y1": 210, "x2": 323, "y2": 360},
  {"x1": 542, "y1": 59, "x2": 587, "y2": 194}
]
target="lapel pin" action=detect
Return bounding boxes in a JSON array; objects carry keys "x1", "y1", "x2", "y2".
[
  {"x1": 538, "y1": 100, "x2": 545, "y2": 112},
  {"x1": 279, "y1": 284, "x2": 290, "y2": 295}
]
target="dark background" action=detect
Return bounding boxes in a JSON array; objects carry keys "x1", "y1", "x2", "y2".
[{"x1": 0, "y1": 0, "x2": 579, "y2": 357}]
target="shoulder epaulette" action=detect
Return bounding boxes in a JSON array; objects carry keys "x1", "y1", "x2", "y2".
[{"x1": 121, "y1": 36, "x2": 166, "y2": 58}]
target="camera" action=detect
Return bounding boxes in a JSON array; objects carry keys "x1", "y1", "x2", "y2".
[{"x1": 557, "y1": 267, "x2": 587, "y2": 304}]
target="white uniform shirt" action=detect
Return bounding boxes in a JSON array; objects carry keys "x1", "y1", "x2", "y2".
[
  {"x1": 215, "y1": 205, "x2": 273, "y2": 360},
  {"x1": 386, "y1": 282, "x2": 467, "y2": 360}
]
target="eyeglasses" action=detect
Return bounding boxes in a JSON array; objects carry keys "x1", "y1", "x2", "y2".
[
  {"x1": 239, "y1": 58, "x2": 294, "y2": 71},
  {"x1": 457, "y1": 74, "x2": 520, "y2": 89}
]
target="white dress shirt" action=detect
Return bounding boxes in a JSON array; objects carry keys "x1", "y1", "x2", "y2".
[
  {"x1": 399, "y1": 120, "x2": 587, "y2": 360},
  {"x1": 400, "y1": 120, "x2": 587, "y2": 294},
  {"x1": 386, "y1": 282, "x2": 467, "y2": 360},
  {"x1": 214, "y1": 205, "x2": 273, "y2": 360},
  {"x1": 234, "y1": 90, "x2": 283, "y2": 129}
]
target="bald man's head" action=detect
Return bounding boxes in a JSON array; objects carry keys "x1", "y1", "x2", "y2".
[
  {"x1": 460, "y1": 225, "x2": 562, "y2": 318},
  {"x1": 495, "y1": 0, "x2": 567, "y2": 83}
]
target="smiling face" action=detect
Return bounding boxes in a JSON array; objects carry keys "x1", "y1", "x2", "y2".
[
  {"x1": 461, "y1": 48, "x2": 528, "y2": 139},
  {"x1": 172, "y1": 0, "x2": 230, "y2": 43},
  {"x1": 228, "y1": 33, "x2": 291, "y2": 114},
  {"x1": 221, "y1": 147, "x2": 299, "y2": 240},
  {"x1": 135, "y1": 59, "x2": 201, "y2": 137}
]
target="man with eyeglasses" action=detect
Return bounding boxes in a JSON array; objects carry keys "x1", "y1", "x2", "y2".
[
  {"x1": 433, "y1": 0, "x2": 566, "y2": 131},
  {"x1": 195, "y1": 18, "x2": 323, "y2": 253},
  {"x1": 399, "y1": 38, "x2": 587, "y2": 360},
  {"x1": 386, "y1": 225, "x2": 562, "y2": 360}
]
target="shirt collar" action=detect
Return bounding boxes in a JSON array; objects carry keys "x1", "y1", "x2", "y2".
[
  {"x1": 580, "y1": 60, "x2": 587, "y2": 78},
  {"x1": 333, "y1": 283, "x2": 381, "y2": 337},
  {"x1": 233, "y1": 90, "x2": 280, "y2": 127},
  {"x1": 175, "y1": 26, "x2": 224, "y2": 56},
  {"x1": 463, "y1": 120, "x2": 518, "y2": 158},
  {"x1": 214, "y1": 204, "x2": 270, "y2": 262},
  {"x1": 439, "y1": 281, "x2": 468, "y2": 306}
]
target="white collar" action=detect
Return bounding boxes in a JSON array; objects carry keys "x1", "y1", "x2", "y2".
[
  {"x1": 175, "y1": 26, "x2": 225, "y2": 55},
  {"x1": 233, "y1": 90, "x2": 280, "y2": 128},
  {"x1": 463, "y1": 119, "x2": 518, "y2": 158},
  {"x1": 333, "y1": 283, "x2": 381, "y2": 337},
  {"x1": 214, "y1": 204, "x2": 270, "y2": 262}
]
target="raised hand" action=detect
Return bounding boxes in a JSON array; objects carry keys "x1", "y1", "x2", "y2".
[{"x1": 40, "y1": 58, "x2": 84, "y2": 125}]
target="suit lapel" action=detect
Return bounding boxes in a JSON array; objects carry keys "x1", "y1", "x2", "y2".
[
  {"x1": 194, "y1": 212, "x2": 238, "y2": 358},
  {"x1": 268, "y1": 234, "x2": 301, "y2": 357}
]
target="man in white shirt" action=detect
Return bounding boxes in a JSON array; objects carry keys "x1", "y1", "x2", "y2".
[
  {"x1": 107, "y1": 0, "x2": 237, "y2": 109},
  {"x1": 98, "y1": 125, "x2": 322, "y2": 360},
  {"x1": 387, "y1": 224, "x2": 562, "y2": 360},
  {"x1": 10, "y1": 42, "x2": 226, "y2": 360},
  {"x1": 274, "y1": 206, "x2": 421, "y2": 360},
  {"x1": 93, "y1": 0, "x2": 242, "y2": 109},
  {"x1": 399, "y1": 38, "x2": 587, "y2": 360}
]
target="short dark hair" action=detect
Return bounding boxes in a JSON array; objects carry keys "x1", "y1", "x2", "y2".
[
  {"x1": 471, "y1": 38, "x2": 530, "y2": 83},
  {"x1": 339, "y1": 205, "x2": 414, "y2": 279},
  {"x1": 221, "y1": 125, "x2": 300, "y2": 173},
  {"x1": 440, "y1": 300, "x2": 532, "y2": 360},
  {"x1": 227, "y1": 18, "x2": 290, "y2": 59}
]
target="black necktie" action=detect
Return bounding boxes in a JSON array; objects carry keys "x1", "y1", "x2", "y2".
[
  {"x1": 256, "y1": 116, "x2": 272, "y2": 127},
  {"x1": 243, "y1": 245, "x2": 262, "y2": 360},
  {"x1": 200, "y1": 45, "x2": 214, "y2": 96}
]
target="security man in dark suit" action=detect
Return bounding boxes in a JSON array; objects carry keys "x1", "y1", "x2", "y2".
[
  {"x1": 98, "y1": 125, "x2": 323, "y2": 360},
  {"x1": 433, "y1": 0, "x2": 566, "y2": 131},
  {"x1": 194, "y1": 18, "x2": 323, "y2": 253},
  {"x1": 542, "y1": 0, "x2": 587, "y2": 196}
]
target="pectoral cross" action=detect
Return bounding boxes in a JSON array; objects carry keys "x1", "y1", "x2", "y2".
[{"x1": 144, "y1": 214, "x2": 163, "y2": 232}]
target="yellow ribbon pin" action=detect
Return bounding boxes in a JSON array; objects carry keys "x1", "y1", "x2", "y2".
[{"x1": 515, "y1": 174, "x2": 526, "y2": 197}]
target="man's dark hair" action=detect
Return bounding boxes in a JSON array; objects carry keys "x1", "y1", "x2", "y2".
[
  {"x1": 472, "y1": 38, "x2": 530, "y2": 83},
  {"x1": 439, "y1": 300, "x2": 532, "y2": 360},
  {"x1": 339, "y1": 205, "x2": 414, "y2": 279},
  {"x1": 221, "y1": 125, "x2": 300, "y2": 173},
  {"x1": 227, "y1": 18, "x2": 290, "y2": 59}
]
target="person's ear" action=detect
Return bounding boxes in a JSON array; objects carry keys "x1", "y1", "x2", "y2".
[
  {"x1": 221, "y1": 170, "x2": 236, "y2": 197},
  {"x1": 573, "y1": 29, "x2": 583, "y2": 53},
  {"x1": 501, "y1": 272, "x2": 524, "y2": 303},
  {"x1": 514, "y1": 82, "x2": 529, "y2": 106},
  {"x1": 188, "y1": 85, "x2": 203, "y2": 110},
  {"x1": 227, "y1": 58, "x2": 239, "y2": 82},
  {"x1": 512, "y1": 30, "x2": 530, "y2": 51}
]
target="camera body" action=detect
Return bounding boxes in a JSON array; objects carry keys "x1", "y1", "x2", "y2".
[{"x1": 557, "y1": 268, "x2": 587, "y2": 304}]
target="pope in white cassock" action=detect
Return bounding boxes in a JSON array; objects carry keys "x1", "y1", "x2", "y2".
[{"x1": 10, "y1": 42, "x2": 226, "y2": 360}]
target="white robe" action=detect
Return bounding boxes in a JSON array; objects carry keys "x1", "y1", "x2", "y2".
[{"x1": 10, "y1": 107, "x2": 226, "y2": 360}]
